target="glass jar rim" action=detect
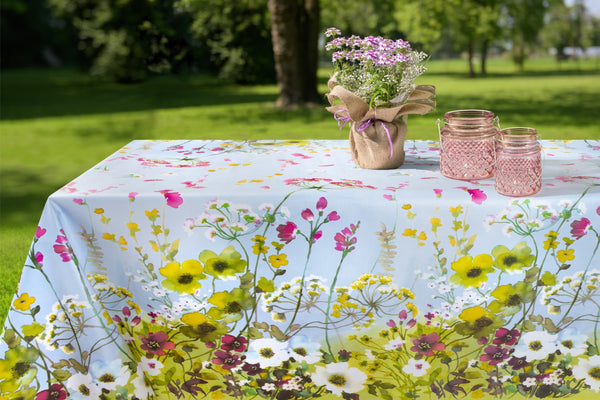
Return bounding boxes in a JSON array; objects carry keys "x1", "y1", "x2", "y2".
[
  {"x1": 498, "y1": 127, "x2": 538, "y2": 141},
  {"x1": 443, "y1": 109, "x2": 496, "y2": 126}
]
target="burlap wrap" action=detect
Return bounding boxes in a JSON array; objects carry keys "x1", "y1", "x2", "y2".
[{"x1": 326, "y1": 77, "x2": 435, "y2": 169}]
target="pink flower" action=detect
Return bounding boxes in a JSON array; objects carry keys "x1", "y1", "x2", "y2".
[
  {"x1": 129, "y1": 192, "x2": 138, "y2": 201},
  {"x1": 276, "y1": 222, "x2": 298, "y2": 243},
  {"x1": 35, "y1": 227, "x2": 46, "y2": 239},
  {"x1": 35, "y1": 252, "x2": 44, "y2": 266},
  {"x1": 220, "y1": 335, "x2": 248, "y2": 352},
  {"x1": 597, "y1": 206, "x2": 600, "y2": 216},
  {"x1": 493, "y1": 328, "x2": 520, "y2": 346},
  {"x1": 398, "y1": 310, "x2": 408, "y2": 321},
  {"x1": 467, "y1": 188, "x2": 487, "y2": 205},
  {"x1": 383, "y1": 194, "x2": 393, "y2": 200},
  {"x1": 386, "y1": 320, "x2": 396, "y2": 328},
  {"x1": 212, "y1": 350, "x2": 243, "y2": 370},
  {"x1": 570, "y1": 218, "x2": 591, "y2": 239},
  {"x1": 434, "y1": 189, "x2": 442, "y2": 198},
  {"x1": 140, "y1": 331, "x2": 175, "y2": 356},
  {"x1": 313, "y1": 230, "x2": 323, "y2": 242},
  {"x1": 480, "y1": 345, "x2": 510, "y2": 365},
  {"x1": 158, "y1": 190, "x2": 183, "y2": 208},
  {"x1": 316, "y1": 197, "x2": 328, "y2": 211},
  {"x1": 334, "y1": 223, "x2": 359, "y2": 252},
  {"x1": 73, "y1": 198, "x2": 83, "y2": 205},
  {"x1": 35, "y1": 384, "x2": 67, "y2": 400},
  {"x1": 326, "y1": 211, "x2": 340, "y2": 221},
  {"x1": 410, "y1": 332, "x2": 446, "y2": 357},
  {"x1": 301, "y1": 208, "x2": 314, "y2": 221}
]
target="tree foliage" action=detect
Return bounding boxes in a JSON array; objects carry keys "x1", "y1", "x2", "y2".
[
  {"x1": 48, "y1": 0, "x2": 200, "y2": 82},
  {"x1": 183, "y1": 0, "x2": 275, "y2": 84}
]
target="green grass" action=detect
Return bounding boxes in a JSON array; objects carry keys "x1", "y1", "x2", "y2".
[{"x1": 1, "y1": 56, "x2": 599, "y2": 323}]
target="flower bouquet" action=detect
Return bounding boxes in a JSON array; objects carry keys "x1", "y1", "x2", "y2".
[{"x1": 325, "y1": 27, "x2": 435, "y2": 169}]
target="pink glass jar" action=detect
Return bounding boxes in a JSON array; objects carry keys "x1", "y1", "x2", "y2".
[
  {"x1": 438, "y1": 109, "x2": 499, "y2": 180},
  {"x1": 494, "y1": 127, "x2": 542, "y2": 197}
]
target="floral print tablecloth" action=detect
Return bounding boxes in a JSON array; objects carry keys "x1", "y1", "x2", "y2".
[{"x1": 2, "y1": 139, "x2": 600, "y2": 400}]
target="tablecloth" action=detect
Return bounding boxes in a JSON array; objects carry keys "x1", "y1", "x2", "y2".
[{"x1": 2, "y1": 139, "x2": 599, "y2": 400}]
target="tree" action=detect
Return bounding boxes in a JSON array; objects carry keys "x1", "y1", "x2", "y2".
[
  {"x1": 268, "y1": 0, "x2": 321, "y2": 108},
  {"x1": 505, "y1": 0, "x2": 552, "y2": 70},
  {"x1": 183, "y1": 0, "x2": 275, "y2": 84},
  {"x1": 49, "y1": 0, "x2": 199, "y2": 82}
]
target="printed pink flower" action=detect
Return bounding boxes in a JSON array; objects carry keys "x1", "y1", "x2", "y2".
[
  {"x1": 73, "y1": 198, "x2": 83, "y2": 205},
  {"x1": 434, "y1": 189, "x2": 443, "y2": 198},
  {"x1": 326, "y1": 211, "x2": 340, "y2": 221},
  {"x1": 212, "y1": 350, "x2": 243, "y2": 370},
  {"x1": 129, "y1": 192, "x2": 138, "y2": 201},
  {"x1": 480, "y1": 345, "x2": 510, "y2": 365},
  {"x1": 276, "y1": 222, "x2": 298, "y2": 244},
  {"x1": 35, "y1": 384, "x2": 67, "y2": 400},
  {"x1": 334, "y1": 223, "x2": 359, "y2": 252},
  {"x1": 570, "y1": 218, "x2": 591, "y2": 239},
  {"x1": 493, "y1": 328, "x2": 520, "y2": 346},
  {"x1": 53, "y1": 234, "x2": 73, "y2": 262},
  {"x1": 158, "y1": 190, "x2": 183, "y2": 208},
  {"x1": 35, "y1": 252, "x2": 44, "y2": 266},
  {"x1": 316, "y1": 197, "x2": 328, "y2": 211},
  {"x1": 467, "y1": 189, "x2": 487, "y2": 205},
  {"x1": 313, "y1": 230, "x2": 323, "y2": 242},
  {"x1": 220, "y1": 335, "x2": 248, "y2": 352},
  {"x1": 597, "y1": 206, "x2": 600, "y2": 216},
  {"x1": 410, "y1": 332, "x2": 446, "y2": 357},
  {"x1": 140, "y1": 331, "x2": 175, "y2": 356},
  {"x1": 301, "y1": 208, "x2": 314, "y2": 221},
  {"x1": 35, "y1": 227, "x2": 46, "y2": 239},
  {"x1": 383, "y1": 194, "x2": 393, "y2": 200}
]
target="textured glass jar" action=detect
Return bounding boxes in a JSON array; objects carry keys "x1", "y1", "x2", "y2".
[
  {"x1": 494, "y1": 127, "x2": 542, "y2": 197},
  {"x1": 438, "y1": 109, "x2": 499, "y2": 180}
]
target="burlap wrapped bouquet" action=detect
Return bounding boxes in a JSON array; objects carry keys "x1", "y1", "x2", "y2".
[
  {"x1": 324, "y1": 27, "x2": 436, "y2": 169},
  {"x1": 326, "y1": 77, "x2": 435, "y2": 169}
]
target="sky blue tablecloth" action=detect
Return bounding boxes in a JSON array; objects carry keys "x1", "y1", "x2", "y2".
[{"x1": 2, "y1": 140, "x2": 600, "y2": 399}]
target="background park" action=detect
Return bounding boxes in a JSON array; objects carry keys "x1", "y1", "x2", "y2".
[{"x1": 1, "y1": 0, "x2": 599, "y2": 322}]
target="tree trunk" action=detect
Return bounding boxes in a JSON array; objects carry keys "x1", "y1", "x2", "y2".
[
  {"x1": 480, "y1": 39, "x2": 488, "y2": 75},
  {"x1": 299, "y1": 0, "x2": 321, "y2": 104},
  {"x1": 268, "y1": 0, "x2": 321, "y2": 108},
  {"x1": 467, "y1": 40, "x2": 475, "y2": 78},
  {"x1": 268, "y1": 0, "x2": 301, "y2": 108}
]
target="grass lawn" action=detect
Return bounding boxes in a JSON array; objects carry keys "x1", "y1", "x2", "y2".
[{"x1": 1, "y1": 56, "x2": 599, "y2": 323}]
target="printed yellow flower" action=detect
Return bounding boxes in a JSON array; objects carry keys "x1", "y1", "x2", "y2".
[
  {"x1": 557, "y1": 249, "x2": 575, "y2": 263},
  {"x1": 180, "y1": 312, "x2": 228, "y2": 342},
  {"x1": 450, "y1": 254, "x2": 494, "y2": 288},
  {"x1": 208, "y1": 288, "x2": 254, "y2": 322},
  {"x1": 126, "y1": 222, "x2": 140, "y2": 236},
  {"x1": 13, "y1": 293, "x2": 35, "y2": 311},
  {"x1": 430, "y1": 218, "x2": 442, "y2": 232},
  {"x1": 543, "y1": 231, "x2": 559, "y2": 250},
  {"x1": 402, "y1": 204, "x2": 412, "y2": 210},
  {"x1": 94, "y1": 208, "x2": 105, "y2": 214},
  {"x1": 251, "y1": 235, "x2": 269, "y2": 255},
  {"x1": 268, "y1": 254, "x2": 288, "y2": 269},
  {"x1": 0, "y1": 346, "x2": 38, "y2": 392},
  {"x1": 402, "y1": 228, "x2": 417, "y2": 237},
  {"x1": 488, "y1": 281, "x2": 535, "y2": 315},
  {"x1": 102, "y1": 232, "x2": 116, "y2": 240},
  {"x1": 456, "y1": 306, "x2": 503, "y2": 337},
  {"x1": 449, "y1": 205, "x2": 463, "y2": 216},
  {"x1": 159, "y1": 259, "x2": 206, "y2": 294},
  {"x1": 145, "y1": 208, "x2": 159, "y2": 221},
  {"x1": 199, "y1": 246, "x2": 247, "y2": 279},
  {"x1": 491, "y1": 241, "x2": 535, "y2": 273}
]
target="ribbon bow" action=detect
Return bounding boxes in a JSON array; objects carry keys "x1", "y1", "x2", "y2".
[{"x1": 334, "y1": 111, "x2": 393, "y2": 159}]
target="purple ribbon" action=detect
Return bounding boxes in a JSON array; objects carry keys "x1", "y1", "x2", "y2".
[
  {"x1": 356, "y1": 117, "x2": 393, "y2": 159},
  {"x1": 333, "y1": 111, "x2": 394, "y2": 159}
]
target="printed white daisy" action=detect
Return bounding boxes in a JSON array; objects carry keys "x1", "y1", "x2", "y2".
[
  {"x1": 556, "y1": 328, "x2": 588, "y2": 357},
  {"x1": 89, "y1": 359, "x2": 130, "y2": 391},
  {"x1": 65, "y1": 372, "x2": 101, "y2": 399},
  {"x1": 244, "y1": 338, "x2": 290, "y2": 368},
  {"x1": 402, "y1": 358, "x2": 431, "y2": 377},
  {"x1": 573, "y1": 355, "x2": 600, "y2": 391},
  {"x1": 384, "y1": 337, "x2": 405, "y2": 350},
  {"x1": 131, "y1": 373, "x2": 155, "y2": 398},
  {"x1": 288, "y1": 336, "x2": 321, "y2": 364},
  {"x1": 311, "y1": 362, "x2": 367, "y2": 396},
  {"x1": 513, "y1": 331, "x2": 558, "y2": 361},
  {"x1": 138, "y1": 356, "x2": 164, "y2": 377}
]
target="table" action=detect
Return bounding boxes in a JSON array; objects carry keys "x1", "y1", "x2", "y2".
[{"x1": 2, "y1": 139, "x2": 599, "y2": 400}]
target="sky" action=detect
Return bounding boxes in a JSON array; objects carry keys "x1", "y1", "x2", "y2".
[{"x1": 566, "y1": 0, "x2": 600, "y2": 16}]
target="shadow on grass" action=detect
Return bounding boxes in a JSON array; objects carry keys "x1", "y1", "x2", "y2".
[
  {"x1": 0, "y1": 167, "x2": 50, "y2": 227},
  {"x1": 1, "y1": 68, "x2": 280, "y2": 120}
]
